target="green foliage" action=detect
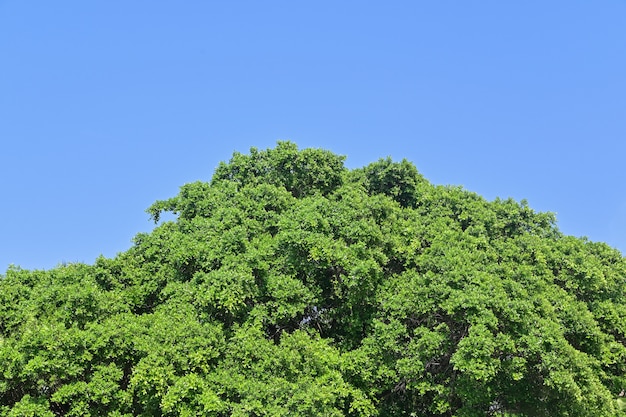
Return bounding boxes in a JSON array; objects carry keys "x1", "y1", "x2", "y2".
[
  {"x1": 353, "y1": 157, "x2": 426, "y2": 208},
  {"x1": 211, "y1": 141, "x2": 346, "y2": 198},
  {"x1": 1, "y1": 142, "x2": 625, "y2": 416}
]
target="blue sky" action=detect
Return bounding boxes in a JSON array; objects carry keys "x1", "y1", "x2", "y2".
[{"x1": 1, "y1": 1, "x2": 625, "y2": 271}]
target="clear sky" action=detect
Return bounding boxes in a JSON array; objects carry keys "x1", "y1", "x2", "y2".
[{"x1": 1, "y1": 1, "x2": 625, "y2": 272}]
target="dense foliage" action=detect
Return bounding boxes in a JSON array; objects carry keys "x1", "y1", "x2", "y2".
[{"x1": 1, "y1": 142, "x2": 625, "y2": 416}]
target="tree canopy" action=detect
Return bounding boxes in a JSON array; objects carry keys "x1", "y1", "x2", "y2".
[{"x1": 1, "y1": 142, "x2": 625, "y2": 416}]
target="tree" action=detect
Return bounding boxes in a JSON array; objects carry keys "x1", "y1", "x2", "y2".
[{"x1": 1, "y1": 142, "x2": 625, "y2": 416}]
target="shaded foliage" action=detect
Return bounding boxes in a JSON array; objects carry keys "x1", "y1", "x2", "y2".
[{"x1": 1, "y1": 142, "x2": 625, "y2": 416}]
